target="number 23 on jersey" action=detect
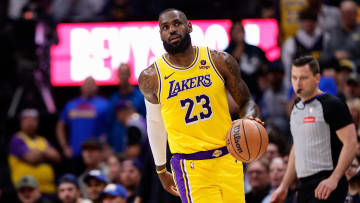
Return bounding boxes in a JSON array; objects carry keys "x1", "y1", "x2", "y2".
[{"x1": 180, "y1": 94, "x2": 213, "y2": 125}]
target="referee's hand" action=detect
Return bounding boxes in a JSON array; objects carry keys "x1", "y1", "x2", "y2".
[
  {"x1": 270, "y1": 185, "x2": 287, "y2": 203},
  {"x1": 314, "y1": 176, "x2": 338, "y2": 200}
]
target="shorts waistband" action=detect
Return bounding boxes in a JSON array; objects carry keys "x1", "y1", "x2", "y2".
[{"x1": 173, "y1": 146, "x2": 228, "y2": 160}]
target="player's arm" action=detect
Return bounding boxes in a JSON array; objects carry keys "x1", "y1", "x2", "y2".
[
  {"x1": 138, "y1": 64, "x2": 166, "y2": 167},
  {"x1": 270, "y1": 145, "x2": 296, "y2": 203},
  {"x1": 138, "y1": 65, "x2": 179, "y2": 196},
  {"x1": 211, "y1": 50, "x2": 260, "y2": 118}
]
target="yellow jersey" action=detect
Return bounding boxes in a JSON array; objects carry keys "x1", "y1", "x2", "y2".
[
  {"x1": 154, "y1": 46, "x2": 232, "y2": 154},
  {"x1": 8, "y1": 132, "x2": 56, "y2": 194},
  {"x1": 280, "y1": 0, "x2": 307, "y2": 42}
]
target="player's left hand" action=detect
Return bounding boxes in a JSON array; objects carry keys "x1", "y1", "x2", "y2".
[
  {"x1": 245, "y1": 116, "x2": 264, "y2": 126},
  {"x1": 314, "y1": 176, "x2": 338, "y2": 200}
]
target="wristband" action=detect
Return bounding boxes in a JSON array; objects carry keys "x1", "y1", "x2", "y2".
[{"x1": 156, "y1": 168, "x2": 167, "y2": 174}]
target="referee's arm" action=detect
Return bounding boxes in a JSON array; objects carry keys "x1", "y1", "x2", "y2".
[{"x1": 314, "y1": 123, "x2": 357, "y2": 200}]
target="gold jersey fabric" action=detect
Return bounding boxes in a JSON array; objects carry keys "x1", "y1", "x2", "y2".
[{"x1": 154, "y1": 46, "x2": 232, "y2": 154}]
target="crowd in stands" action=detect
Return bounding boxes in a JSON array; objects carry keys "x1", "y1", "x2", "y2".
[{"x1": 1, "y1": 0, "x2": 360, "y2": 202}]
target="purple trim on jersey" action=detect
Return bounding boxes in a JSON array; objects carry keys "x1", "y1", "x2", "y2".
[
  {"x1": 173, "y1": 146, "x2": 228, "y2": 160},
  {"x1": 9, "y1": 134, "x2": 30, "y2": 158},
  {"x1": 181, "y1": 159, "x2": 193, "y2": 203},
  {"x1": 207, "y1": 47, "x2": 224, "y2": 83},
  {"x1": 171, "y1": 157, "x2": 190, "y2": 203},
  {"x1": 161, "y1": 47, "x2": 199, "y2": 71},
  {"x1": 154, "y1": 62, "x2": 162, "y2": 104}
]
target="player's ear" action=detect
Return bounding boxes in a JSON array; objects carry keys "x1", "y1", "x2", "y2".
[{"x1": 188, "y1": 21, "x2": 193, "y2": 33}]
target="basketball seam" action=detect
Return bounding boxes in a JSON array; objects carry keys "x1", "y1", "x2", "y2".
[
  {"x1": 242, "y1": 119, "x2": 251, "y2": 161},
  {"x1": 229, "y1": 122, "x2": 248, "y2": 161},
  {"x1": 252, "y1": 121, "x2": 263, "y2": 160}
]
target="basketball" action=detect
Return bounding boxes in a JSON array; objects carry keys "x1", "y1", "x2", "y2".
[{"x1": 226, "y1": 119, "x2": 268, "y2": 163}]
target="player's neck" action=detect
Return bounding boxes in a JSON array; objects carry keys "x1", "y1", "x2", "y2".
[{"x1": 166, "y1": 45, "x2": 195, "y2": 67}]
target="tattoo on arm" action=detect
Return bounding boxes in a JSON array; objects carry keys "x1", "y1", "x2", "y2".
[
  {"x1": 138, "y1": 65, "x2": 159, "y2": 104},
  {"x1": 217, "y1": 51, "x2": 259, "y2": 118}
]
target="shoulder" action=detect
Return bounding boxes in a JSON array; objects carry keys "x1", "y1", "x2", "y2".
[
  {"x1": 209, "y1": 49, "x2": 237, "y2": 70},
  {"x1": 9, "y1": 133, "x2": 24, "y2": 146},
  {"x1": 138, "y1": 64, "x2": 159, "y2": 104},
  {"x1": 317, "y1": 93, "x2": 343, "y2": 106}
]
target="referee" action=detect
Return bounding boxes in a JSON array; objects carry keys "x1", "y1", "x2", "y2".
[{"x1": 270, "y1": 55, "x2": 357, "y2": 203}]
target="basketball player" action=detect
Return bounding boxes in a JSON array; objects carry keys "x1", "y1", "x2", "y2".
[
  {"x1": 138, "y1": 9, "x2": 262, "y2": 203},
  {"x1": 270, "y1": 55, "x2": 357, "y2": 203}
]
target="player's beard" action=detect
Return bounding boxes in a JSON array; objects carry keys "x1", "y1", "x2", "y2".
[{"x1": 163, "y1": 32, "x2": 191, "y2": 54}]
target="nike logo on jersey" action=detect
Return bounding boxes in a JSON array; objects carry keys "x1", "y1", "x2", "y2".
[{"x1": 164, "y1": 72, "x2": 175, "y2": 80}]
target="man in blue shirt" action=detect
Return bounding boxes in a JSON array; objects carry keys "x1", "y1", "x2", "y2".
[
  {"x1": 107, "y1": 64, "x2": 145, "y2": 152},
  {"x1": 56, "y1": 77, "x2": 109, "y2": 162}
]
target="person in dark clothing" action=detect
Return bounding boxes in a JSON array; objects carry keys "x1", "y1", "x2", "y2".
[
  {"x1": 245, "y1": 158, "x2": 271, "y2": 203},
  {"x1": 224, "y1": 21, "x2": 268, "y2": 103}
]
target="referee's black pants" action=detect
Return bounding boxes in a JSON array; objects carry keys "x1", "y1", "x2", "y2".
[{"x1": 297, "y1": 170, "x2": 348, "y2": 203}]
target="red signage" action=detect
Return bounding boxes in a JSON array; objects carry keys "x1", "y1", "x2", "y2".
[{"x1": 50, "y1": 19, "x2": 279, "y2": 86}]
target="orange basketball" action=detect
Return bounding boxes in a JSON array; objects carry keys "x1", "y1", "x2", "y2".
[{"x1": 226, "y1": 119, "x2": 268, "y2": 163}]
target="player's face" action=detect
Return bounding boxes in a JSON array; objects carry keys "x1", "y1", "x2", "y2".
[
  {"x1": 291, "y1": 64, "x2": 320, "y2": 101},
  {"x1": 58, "y1": 183, "x2": 79, "y2": 203},
  {"x1": 159, "y1": 11, "x2": 192, "y2": 54}
]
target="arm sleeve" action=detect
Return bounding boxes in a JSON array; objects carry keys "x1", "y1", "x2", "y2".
[
  {"x1": 322, "y1": 96, "x2": 353, "y2": 131},
  {"x1": 145, "y1": 100, "x2": 167, "y2": 166}
]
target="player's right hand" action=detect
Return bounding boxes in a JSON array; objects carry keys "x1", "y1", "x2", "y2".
[
  {"x1": 269, "y1": 185, "x2": 288, "y2": 203},
  {"x1": 158, "y1": 171, "x2": 180, "y2": 196}
]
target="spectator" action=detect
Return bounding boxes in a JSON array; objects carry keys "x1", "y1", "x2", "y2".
[
  {"x1": 115, "y1": 100, "x2": 147, "y2": 160},
  {"x1": 108, "y1": 64, "x2": 146, "y2": 153},
  {"x1": 56, "y1": 76, "x2": 109, "y2": 174},
  {"x1": 57, "y1": 174, "x2": 91, "y2": 203},
  {"x1": 100, "y1": 184, "x2": 127, "y2": 203},
  {"x1": 120, "y1": 159, "x2": 142, "y2": 203},
  {"x1": 84, "y1": 170, "x2": 108, "y2": 203},
  {"x1": 78, "y1": 138, "x2": 108, "y2": 197},
  {"x1": 307, "y1": 0, "x2": 342, "y2": 33},
  {"x1": 275, "y1": 0, "x2": 307, "y2": 43},
  {"x1": 245, "y1": 158, "x2": 271, "y2": 203},
  {"x1": 51, "y1": 0, "x2": 107, "y2": 22},
  {"x1": 282, "y1": 7, "x2": 328, "y2": 88},
  {"x1": 346, "y1": 168, "x2": 360, "y2": 203},
  {"x1": 8, "y1": 108, "x2": 61, "y2": 195},
  {"x1": 16, "y1": 175, "x2": 53, "y2": 203},
  {"x1": 320, "y1": 0, "x2": 360, "y2": 72},
  {"x1": 347, "y1": 98, "x2": 360, "y2": 134},
  {"x1": 264, "y1": 133, "x2": 290, "y2": 162},
  {"x1": 346, "y1": 74, "x2": 360, "y2": 100},
  {"x1": 336, "y1": 60, "x2": 356, "y2": 99},
  {"x1": 263, "y1": 157, "x2": 290, "y2": 203},
  {"x1": 346, "y1": 158, "x2": 360, "y2": 181},
  {"x1": 107, "y1": 154, "x2": 125, "y2": 184},
  {"x1": 100, "y1": 0, "x2": 136, "y2": 21},
  {"x1": 261, "y1": 61, "x2": 290, "y2": 136},
  {"x1": 224, "y1": 21, "x2": 268, "y2": 103}
]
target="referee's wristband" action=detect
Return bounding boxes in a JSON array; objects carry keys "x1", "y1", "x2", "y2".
[{"x1": 156, "y1": 168, "x2": 167, "y2": 174}]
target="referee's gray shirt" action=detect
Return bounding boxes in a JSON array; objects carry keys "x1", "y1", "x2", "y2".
[{"x1": 290, "y1": 93, "x2": 353, "y2": 178}]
